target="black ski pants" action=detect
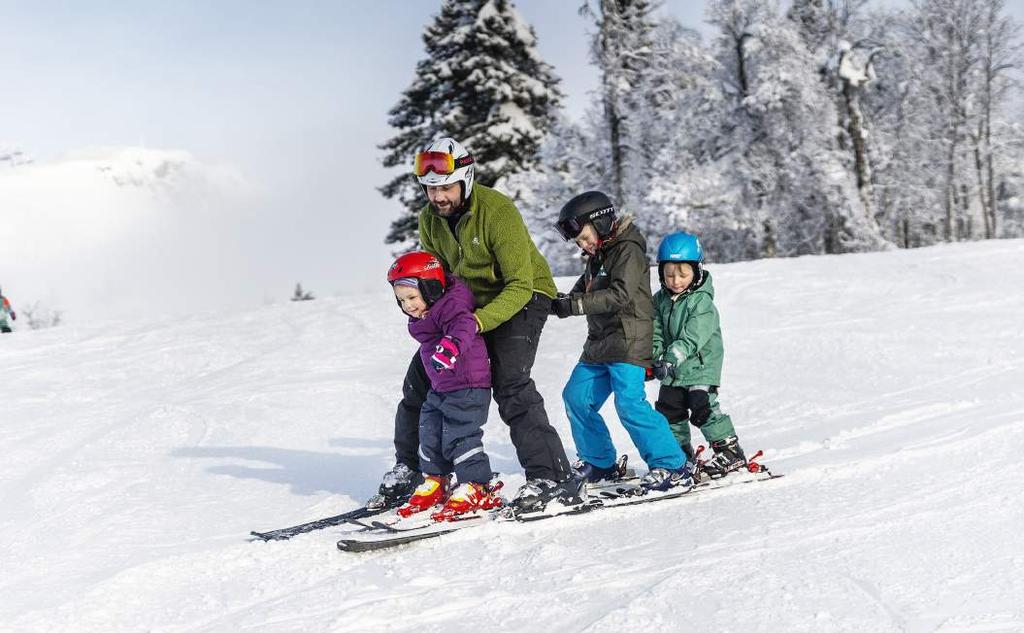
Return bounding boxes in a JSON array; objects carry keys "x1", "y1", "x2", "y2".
[{"x1": 393, "y1": 292, "x2": 571, "y2": 482}]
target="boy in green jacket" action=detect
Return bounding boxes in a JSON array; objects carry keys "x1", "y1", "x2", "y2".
[{"x1": 651, "y1": 231, "x2": 748, "y2": 479}]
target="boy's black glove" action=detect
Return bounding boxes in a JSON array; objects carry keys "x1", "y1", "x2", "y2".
[
  {"x1": 550, "y1": 293, "x2": 573, "y2": 319},
  {"x1": 652, "y1": 360, "x2": 672, "y2": 381}
]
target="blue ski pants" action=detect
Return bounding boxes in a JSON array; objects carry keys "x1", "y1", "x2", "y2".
[{"x1": 562, "y1": 362, "x2": 686, "y2": 470}]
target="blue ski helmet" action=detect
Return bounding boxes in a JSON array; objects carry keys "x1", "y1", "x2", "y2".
[
  {"x1": 657, "y1": 231, "x2": 705, "y2": 292},
  {"x1": 657, "y1": 232, "x2": 704, "y2": 263}
]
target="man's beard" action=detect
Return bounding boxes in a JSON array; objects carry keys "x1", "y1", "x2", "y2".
[{"x1": 431, "y1": 198, "x2": 464, "y2": 217}]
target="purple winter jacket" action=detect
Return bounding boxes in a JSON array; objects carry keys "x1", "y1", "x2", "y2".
[{"x1": 407, "y1": 275, "x2": 491, "y2": 393}]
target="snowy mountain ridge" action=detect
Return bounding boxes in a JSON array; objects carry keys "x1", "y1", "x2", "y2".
[{"x1": 1, "y1": 240, "x2": 1023, "y2": 632}]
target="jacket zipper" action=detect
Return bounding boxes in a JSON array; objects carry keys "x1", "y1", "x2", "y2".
[{"x1": 444, "y1": 212, "x2": 470, "y2": 276}]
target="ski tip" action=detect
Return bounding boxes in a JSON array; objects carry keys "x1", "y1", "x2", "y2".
[{"x1": 249, "y1": 531, "x2": 286, "y2": 542}]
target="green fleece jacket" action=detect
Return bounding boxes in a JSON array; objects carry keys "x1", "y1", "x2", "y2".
[
  {"x1": 419, "y1": 184, "x2": 557, "y2": 333},
  {"x1": 652, "y1": 272, "x2": 724, "y2": 386}
]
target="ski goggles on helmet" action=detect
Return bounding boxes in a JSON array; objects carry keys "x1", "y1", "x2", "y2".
[
  {"x1": 413, "y1": 151, "x2": 475, "y2": 177},
  {"x1": 554, "y1": 205, "x2": 616, "y2": 241}
]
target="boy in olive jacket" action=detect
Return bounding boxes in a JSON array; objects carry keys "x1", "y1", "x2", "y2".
[
  {"x1": 551, "y1": 191, "x2": 690, "y2": 492},
  {"x1": 652, "y1": 231, "x2": 748, "y2": 478}
]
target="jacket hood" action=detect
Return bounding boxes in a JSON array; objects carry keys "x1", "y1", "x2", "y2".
[{"x1": 599, "y1": 214, "x2": 644, "y2": 252}]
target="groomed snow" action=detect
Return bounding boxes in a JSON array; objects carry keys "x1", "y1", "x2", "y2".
[{"x1": 2, "y1": 240, "x2": 1023, "y2": 632}]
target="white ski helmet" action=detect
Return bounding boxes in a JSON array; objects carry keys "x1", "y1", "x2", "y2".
[{"x1": 414, "y1": 136, "x2": 475, "y2": 200}]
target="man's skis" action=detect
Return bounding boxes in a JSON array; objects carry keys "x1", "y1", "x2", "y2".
[
  {"x1": 337, "y1": 460, "x2": 782, "y2": 552},
  {"x1": 251, "y1": 457, "x2": 634, "y2": 542},
  {"x1": 250, "y1": 500, "x2": 403, "y2": 541},
  {"x1": 337, "y1": 513, "x2": 497, "y2": 552}
]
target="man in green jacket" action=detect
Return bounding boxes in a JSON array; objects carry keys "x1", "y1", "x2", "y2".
[{"x1": 369, "y1": 137, "x2": 578, "y2": 515}]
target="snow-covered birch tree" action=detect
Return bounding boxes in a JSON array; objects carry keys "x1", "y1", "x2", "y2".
[{"x1": 379, "y1": 0, "x2": 562, "y2": 249}]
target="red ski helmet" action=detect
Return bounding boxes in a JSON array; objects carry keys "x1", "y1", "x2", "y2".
[{"x1": 387, "y1": 251, "x2": 447, "y2": 305}]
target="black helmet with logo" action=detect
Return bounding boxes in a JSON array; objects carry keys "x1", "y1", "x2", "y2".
[{"x1": 554, "y1": 191, "x2": 617, "y2": 241}]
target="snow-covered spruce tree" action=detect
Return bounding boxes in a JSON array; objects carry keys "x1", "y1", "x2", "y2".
[
  {"x1": 291, "y1": 283, "x2": 314, "y2": 301},
  {"x1": 379, "y1": 0, "x2": 562, "y2": 250}
]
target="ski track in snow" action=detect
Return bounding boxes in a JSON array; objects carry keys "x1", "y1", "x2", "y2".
[{"x1": 2, "y1": 240, "x2": 1024, "y2": 632}]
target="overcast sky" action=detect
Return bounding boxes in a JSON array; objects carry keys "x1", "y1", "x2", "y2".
[{"x1": 2, "y1": 1, "x2": 1021, "y2": 321}]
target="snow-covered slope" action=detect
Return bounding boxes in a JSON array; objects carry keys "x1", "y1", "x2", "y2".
[{"x1": 2, "y1": 240, "x2": 1023, "y2": 632}]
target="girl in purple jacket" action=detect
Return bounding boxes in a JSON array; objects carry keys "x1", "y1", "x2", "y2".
[{"x1": 386, "y1": 251, "x2": 502, "y2": 520}]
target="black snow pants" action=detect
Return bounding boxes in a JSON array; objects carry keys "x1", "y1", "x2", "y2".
[{"x1": 393, "y1": 293, "x2": 571, "y2": 482}]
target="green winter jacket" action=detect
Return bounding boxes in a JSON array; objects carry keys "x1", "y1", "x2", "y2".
[
  {"x1": 566, "y1": 217, "x2": 655, "y2": 367},
  {"x1": 0, "y1": 295, "x2": 12, "y2": 328},
  {"x1": 652, "y1": 272, "x2": 724, "y2": 386},
  {"x1": 419, "y1": 184, "x2": 558, "y2": 333}
]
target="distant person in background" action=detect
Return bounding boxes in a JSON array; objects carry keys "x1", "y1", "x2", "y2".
[{"x1": 0, "y1": 286, "x2": 16, "y2": 333}]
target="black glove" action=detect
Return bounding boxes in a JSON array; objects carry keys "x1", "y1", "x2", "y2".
[
  {"x1": 9, "y1": 311, "x2": 15, "y2": 321},
  {"x1": 550, "y1": 293, "x2": 573, "y2": 319},
  {"x1": 652, "y1": 360, "x2": 672, "y2": 381}
]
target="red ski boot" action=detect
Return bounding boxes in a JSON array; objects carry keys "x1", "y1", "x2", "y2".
[
  {"x1": 431, "y1": 481, "x2": 503, "y2": 521},
  {"x1": 397, "y1": 475, "x2": 449, "y2": 518}
]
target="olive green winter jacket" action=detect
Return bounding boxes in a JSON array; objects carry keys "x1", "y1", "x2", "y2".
[
  {"x1": 566, "y1": 217, "x2": 655, "y2": 367},
  {"x1": 652, "y1": 272, "x2": 724, "y2": 387},
  {"x1": 419, "y1": 184, "x2": 558, "y2": 333}
]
